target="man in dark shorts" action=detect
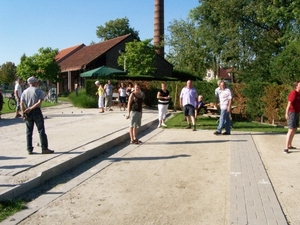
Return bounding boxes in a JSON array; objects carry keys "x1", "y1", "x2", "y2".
[
  {"x1": 180, "y1": 80, "x2": 198, "y2": 131},
  {"x1": 284, "y1": 81, "x2": 300, "y2": 153}
]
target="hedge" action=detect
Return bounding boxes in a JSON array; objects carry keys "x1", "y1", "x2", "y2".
[{"x1": 82, "y1": 78, "x2": 292, "y2": 124}]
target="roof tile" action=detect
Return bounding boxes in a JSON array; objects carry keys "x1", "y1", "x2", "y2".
[{"x1": 58, "y1": 34, "x2": 132, "y2": 72}]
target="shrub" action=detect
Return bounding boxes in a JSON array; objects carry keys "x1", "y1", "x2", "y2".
[{"x1": 68, "y1": 89, "x2": 97, "y2": 108}]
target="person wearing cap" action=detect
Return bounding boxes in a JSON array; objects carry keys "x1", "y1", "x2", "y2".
[
  {"x1": 95, "y1": 80, "x2": 104, "y2": 113},
  {"x1": 20, "y1": 76, "x2": 54, "y2": 154}
]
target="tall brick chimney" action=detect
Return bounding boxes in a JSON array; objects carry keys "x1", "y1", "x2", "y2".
[{"x1": 154, "y1": 0, "x2": 164, "y2": 58}]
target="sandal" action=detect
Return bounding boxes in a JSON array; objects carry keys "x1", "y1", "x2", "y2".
[
  {"x1": 134, "y1": 139, "x2": 142, "y2": 144},
  {"x1": 288, "y1": 146, "x2": 297, "y2": 149},
  {"x1": 130, "y1": 140, "x2": 135, "y2": 144}
]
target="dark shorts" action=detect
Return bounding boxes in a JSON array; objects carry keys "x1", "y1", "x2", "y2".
[
  {"x1": 287, "y1": 112, "x2": 299, "y2": 129},
  {"x1": 119, "y1": 96, "x2": 126, "y2": 103},
  {"x1": 183, "y1": 104, "x2": 195, "y2": 117}
]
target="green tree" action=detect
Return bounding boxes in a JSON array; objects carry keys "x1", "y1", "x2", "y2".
[
  {"x1": 167, "y1": 0, "x2": 300, "y2": 83},
  {"x1": 118, "y1": 39, "x2": 156, "y2": 75},
  {"x1": 270, "y1": 40, "x2": 300, "y2": 84},
  {"x1": 166, "y1": 19, "x2": 211, "y2": 79},
  {"x1": 16, "y1": 47, "x2": 60, "y2": 82},
  {"x1": 0, "y1": 62, "x2": 17, "y2": 84},
  {"x1": 96, "y1": 17, "x2": 139, "y2": 41}
]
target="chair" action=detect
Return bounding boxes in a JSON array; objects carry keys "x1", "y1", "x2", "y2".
[{"x1": 112, "y1": 93, "x2": 119, "y2": 107}]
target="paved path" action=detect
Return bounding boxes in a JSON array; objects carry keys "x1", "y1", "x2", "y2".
[
  {"x1": 230, "y1": 134, "x2": 287, "y2": 225},
  {"x1": 0, "y1": 103, "x2": 295, "y2": 224}
]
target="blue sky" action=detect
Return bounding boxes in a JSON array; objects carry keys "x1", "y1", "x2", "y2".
[{"x1": 0, "y1": 0, "x2": 199, "y2": 65}]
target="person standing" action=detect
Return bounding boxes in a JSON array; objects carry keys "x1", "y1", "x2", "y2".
[
  {"x1": 104, "y1": 80, "x2": 114, "y2": 111},
  {"x1": 126, "y1": 83, "x2": 143, "y2": 144},
  {"x1": 284, "y1": 81, "x2": 300, "y2": 153},
  {"x1": 14, "y1": 78, "x2": 23, "y2": 118},
  {"x1": 180, "y1": 80, "x2": 198, "y2": 131},
  {"x1": 0, "y1": 88, "x2": 3, "y2": 119},
  {"x1": 20, "y1": 76, "x2": 54, "y2": 154},
  {"x1": 214, "y1": 80, "x2": 222, "y2": 107},
  {"x1": 157, "y1": 82, "x2": 170, "y2": 128},
  {"x1": 95, "y1": 81, "x2": 104, "y2": 113},
  {"x1": 118, "y1": 82, "x2": 127, "y2": 111},
  {"x1": 214, "y1": 81, "x2": 232, "y2": 135}
]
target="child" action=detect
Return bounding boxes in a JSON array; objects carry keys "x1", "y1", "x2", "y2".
[{"x1": 195, "y1": 95, "x2": 207, "y2": 119}]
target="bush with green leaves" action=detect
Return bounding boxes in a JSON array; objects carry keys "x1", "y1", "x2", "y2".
[{"x1": 68, "y1": 89, "x2": 97, "y2": 108}]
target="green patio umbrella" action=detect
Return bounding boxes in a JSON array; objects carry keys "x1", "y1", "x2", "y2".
[{"x1": 80, "y1": 66, "x2": 127, "y2": 77}]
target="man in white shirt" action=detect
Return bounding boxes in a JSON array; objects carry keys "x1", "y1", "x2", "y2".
[
  {"x1": 214, "y1": 81, "x2": 232, "y2": 135},
  {"x1": 14, "y1": 78, "x2": 23, "y2": 118},
  {"x1": 180, "y1": 80, "x2": 198, "y2": 131},
  {"x1": 104, "y1": 80, "x2": 114, "y2": 111}
]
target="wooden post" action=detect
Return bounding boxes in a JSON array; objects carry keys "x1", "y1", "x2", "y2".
[{"x1": 173, "y1": 83, "x2": 177, "y2": 112}]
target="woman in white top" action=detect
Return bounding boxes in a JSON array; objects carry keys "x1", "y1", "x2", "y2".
[{"x1": 118, "y1": 82, "x2": 127, "y2": 111}]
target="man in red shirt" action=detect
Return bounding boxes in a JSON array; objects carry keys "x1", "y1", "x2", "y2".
[{"x1": 284, "y1": 81, "x2": 300, "y2": 153}]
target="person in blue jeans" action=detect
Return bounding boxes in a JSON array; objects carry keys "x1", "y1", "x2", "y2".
[
  {"x1": 214, "y1": 81, "x2": 232, "y2": 135},
  {"x1": 20, "y1": 76, "x2": 54, "y2": 154}
]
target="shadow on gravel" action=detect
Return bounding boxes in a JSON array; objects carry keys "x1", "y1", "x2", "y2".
[
  {"x1": 0, "y1": 118, "x2": 24, "y2": 127},
  {"x1": 107, "y1": 154, "x2": 191, "y2": 162}
]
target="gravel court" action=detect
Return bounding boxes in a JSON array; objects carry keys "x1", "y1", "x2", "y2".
[{"x1": 17, "y1": 129, "x2": 230, "y2": 225}]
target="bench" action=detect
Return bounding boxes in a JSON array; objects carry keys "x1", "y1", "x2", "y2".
[{"x1": 112, "y1": 93, "x2": 119, "y2": 107}]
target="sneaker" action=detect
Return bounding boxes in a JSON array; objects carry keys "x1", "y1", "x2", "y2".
[
  {"x1": 288, "y1": 146, "x2": 296, "y2": 149},
  {"x1": 214, "y1": 131, "x2": 221, "y2": 135},
  {"x1": 185, "y1": 124, "x2": 191, "y2": 129},
  {"x1": 222, "y1": 132, "x2": 231, "y2": 135},
  {"x1": 193, "y1": 125, "x2": 196, "y2": 131},
  {"x1": 161, "y1": 123, "x2": 167, "y2": 127},
  {"x1": 283, "y1": 149, "x2": 289, "y2": 154},
  {"x1": 42, "y1": 149, "x2": 54, "y2": 154},
  {"x1": 157, "y1": 124, "x2": 161, "y2": 128}
]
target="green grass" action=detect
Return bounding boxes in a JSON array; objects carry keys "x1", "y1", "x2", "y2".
[
  {"x1": 0, "y1": 97, "x2": 67, "y2": 114},
  {"x1": 0, "y1": 200, "x2": 27, "y2": 222},
  {"x1": 165, "y1": 112, "x2": 288, "y2": 133},
  {"x1": 68, "y1": 89, "x2": 97, "y2": 108}
]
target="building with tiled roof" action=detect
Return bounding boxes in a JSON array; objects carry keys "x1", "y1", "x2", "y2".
[
  {"x1": 56, "y1": 34, "x2": 173, "y2": 94},
  {"x1": 205, "y1": 67, "x2": 233, "y2": 82}
]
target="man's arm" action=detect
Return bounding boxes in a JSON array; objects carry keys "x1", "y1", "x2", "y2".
[
  {"x1": 285, "y1": 101, "x2": 291, "y2": 120},
  {"x1": 23, "y1": 99, "x2": 42, "y2": 114},
  {"x1": 227, "y1": 99, "x2": 232, "y2": 112}
]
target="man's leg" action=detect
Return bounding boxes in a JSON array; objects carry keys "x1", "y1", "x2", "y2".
[
  {"x1": 34, "y1": 111, "x2": 48, "y2": 150},
  {"x1": 186, "y1": 116, "x2": 191, "y2": 128},
  {"x1": 217, "y1": 110, "x2": 226, "y2": 133},
  {"x1": 25, "y1": 119, "x2": 34, "y2": 153},
  {"x1": 225, "y1": 111, "x2": 231, "y2": 133},
  {"x1": 286, "y1": 128, "x2": 296, "y2": 149},
  {"x1": 108, "y1": 96, "x2": 113, "y2": 109}
]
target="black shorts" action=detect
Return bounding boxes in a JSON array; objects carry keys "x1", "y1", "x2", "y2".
[
  {"x1": 183, "y1": 104, "x2": 195, "y2": 117},
  {"x1": 119, "y1": 96, "x2": 126, "y2": 103},
  {"x1": 287, "y1": 112, "x2": 299, "y2": 129}
]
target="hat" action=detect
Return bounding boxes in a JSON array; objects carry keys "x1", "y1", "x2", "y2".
[{"x1": 27, "y1": 76, "x2": 38, "y2": 84}]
